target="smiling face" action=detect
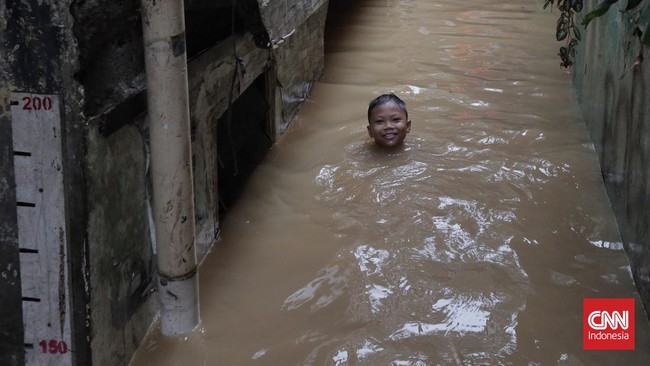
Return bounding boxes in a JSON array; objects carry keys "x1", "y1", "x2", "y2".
[{"x1": 367, "y1": 101, "x2": 411, "y2": 148}]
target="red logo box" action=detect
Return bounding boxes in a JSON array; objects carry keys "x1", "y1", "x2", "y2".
[{"x1": 583, "y1": 298, "x2": 635, "y2": 350}]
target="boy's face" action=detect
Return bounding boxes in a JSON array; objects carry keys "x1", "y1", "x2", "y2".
[{"x1": 367, "y1": 102, "x2": 411, "y2": 148}]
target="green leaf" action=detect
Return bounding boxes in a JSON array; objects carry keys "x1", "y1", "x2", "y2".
[
  {"x1": 625, "y1": 0, "x2": 643, "y2": 11},
  {"x1": 582, "y1": 0, "x2": 618, "y2": 28},
  {"x1": 572, "y1": 0, "x2": 584, "y2": 12},
  {"x1": 557, "y1": 15, "x2": 569, "y2": 40},
  {"x1": 572, "y1": 26, "x2": 582, "y2": 41}
]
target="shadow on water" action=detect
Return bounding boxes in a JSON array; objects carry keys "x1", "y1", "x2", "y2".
[{"x1": 325, "y1": 0, "x2": 366, "y2": 54}]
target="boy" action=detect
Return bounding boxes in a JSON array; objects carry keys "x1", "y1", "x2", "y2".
[{"x1": 367, "y1": 93, "x2": 411, "y2": 149}]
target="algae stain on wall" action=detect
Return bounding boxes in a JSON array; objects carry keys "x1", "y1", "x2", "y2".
[
  {"x1": 573, "y1": 1, "x2": 650, "y2": 318},
  {"x1": 86, "y1": 123, "x2": 158, "y2": 366}
]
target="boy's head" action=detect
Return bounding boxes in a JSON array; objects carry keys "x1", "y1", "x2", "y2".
[{"x1": 367, "y1": 93, "x2": 411, "y2": 149}]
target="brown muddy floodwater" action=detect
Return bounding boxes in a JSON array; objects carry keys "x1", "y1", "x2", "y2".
[{"x1": 131, "y1": 0, "x2": 650, "y2": 365}]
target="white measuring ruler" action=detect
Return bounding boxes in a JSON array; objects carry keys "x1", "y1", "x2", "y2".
[{"x1": 11, "y1": 92, "x2": 73, "y2": 365}]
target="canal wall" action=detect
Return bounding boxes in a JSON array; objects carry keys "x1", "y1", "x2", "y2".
[
  {"x1": 1, "y1": 0, "x2": 328, "y2": 364},
  {"x1": 572, "y1": 1, "x2": 650, "y2": 318}
]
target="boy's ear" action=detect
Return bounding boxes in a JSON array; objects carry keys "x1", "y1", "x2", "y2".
[
  {"x1": 406, "y1": 120, "x2": 412, "y2": 132},
  {"x1": 367, "y1": 125, "x2": 373, "y2": 137}
]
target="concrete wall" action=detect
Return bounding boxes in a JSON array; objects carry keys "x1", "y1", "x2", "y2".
[
  {"x1": 87, "y1": 1, "x2": 329, "y2": 364},
  {"x1": 1, "y1": 1, "x2": 90, "y2": 364},
  {"x1": 572, "y1": 1, "x2": 650, "y2": 318},
  {"x1": 1, "y1": 0, "x2": 329, "y2": 364}
]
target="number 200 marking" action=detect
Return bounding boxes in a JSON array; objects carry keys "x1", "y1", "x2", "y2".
[{"x1": 22, "y1": 96, "x2": 53, "y2": 111}]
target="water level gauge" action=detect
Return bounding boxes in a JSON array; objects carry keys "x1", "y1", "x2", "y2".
[{"x1": 11, "y1": 92, "x2": 73, "y2": 365}]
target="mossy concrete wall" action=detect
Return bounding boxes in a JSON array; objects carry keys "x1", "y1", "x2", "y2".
[
  {"x1": 572, "y1": 1, "x2": 650, "y2": 318},
  {"x1": 85, "y1": 122, "x2": 158, "y2": 366},
  {"x1": 1, "y1": 0, "x2": 90, "y2": 364}
]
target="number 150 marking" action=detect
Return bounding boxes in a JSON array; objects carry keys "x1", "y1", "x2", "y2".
[{"x1": 38, "y1": 339, "x2": 68, "y2": 354}]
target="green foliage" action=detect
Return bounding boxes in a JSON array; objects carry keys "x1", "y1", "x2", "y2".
[
  {"x1": 582, "y1": 0, "x2": 617, "y2": 28},
  {"x1": 625, "y1": 0, "x2": 644, "y2": 11},
  {"x1": 545, "y1": 0, "x2": 650, "y2": 68},
  {"x1": 545, "y1": 0, "x2": 583, "y2": 67}
]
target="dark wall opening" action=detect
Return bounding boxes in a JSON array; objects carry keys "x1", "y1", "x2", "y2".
[
  {"x1": 187, "y1": 0, "x2": 269, "y2": 60},
  {"x1": 186, "y1": 4, "x2": 243, "y2": 60},
  {"x1": 324, "y1": 0, "x2": 365, "y2": 55},
  {"x1": 217, "y1": 74, "x2": 272, "y2": 216}
]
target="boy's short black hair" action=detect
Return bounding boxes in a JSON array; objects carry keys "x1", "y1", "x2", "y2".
[{"x1": 367, "y1": 93, "x2": 408, "y2": 121}]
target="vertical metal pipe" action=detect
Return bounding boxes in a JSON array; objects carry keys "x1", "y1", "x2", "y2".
[{"x1": 140, "y1": 0, "x2": 200, "y2": 335}]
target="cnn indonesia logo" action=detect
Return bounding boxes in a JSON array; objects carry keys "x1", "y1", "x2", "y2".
[{"x1": 583, "y1": 298, "x2": 635, "y2": 350}]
